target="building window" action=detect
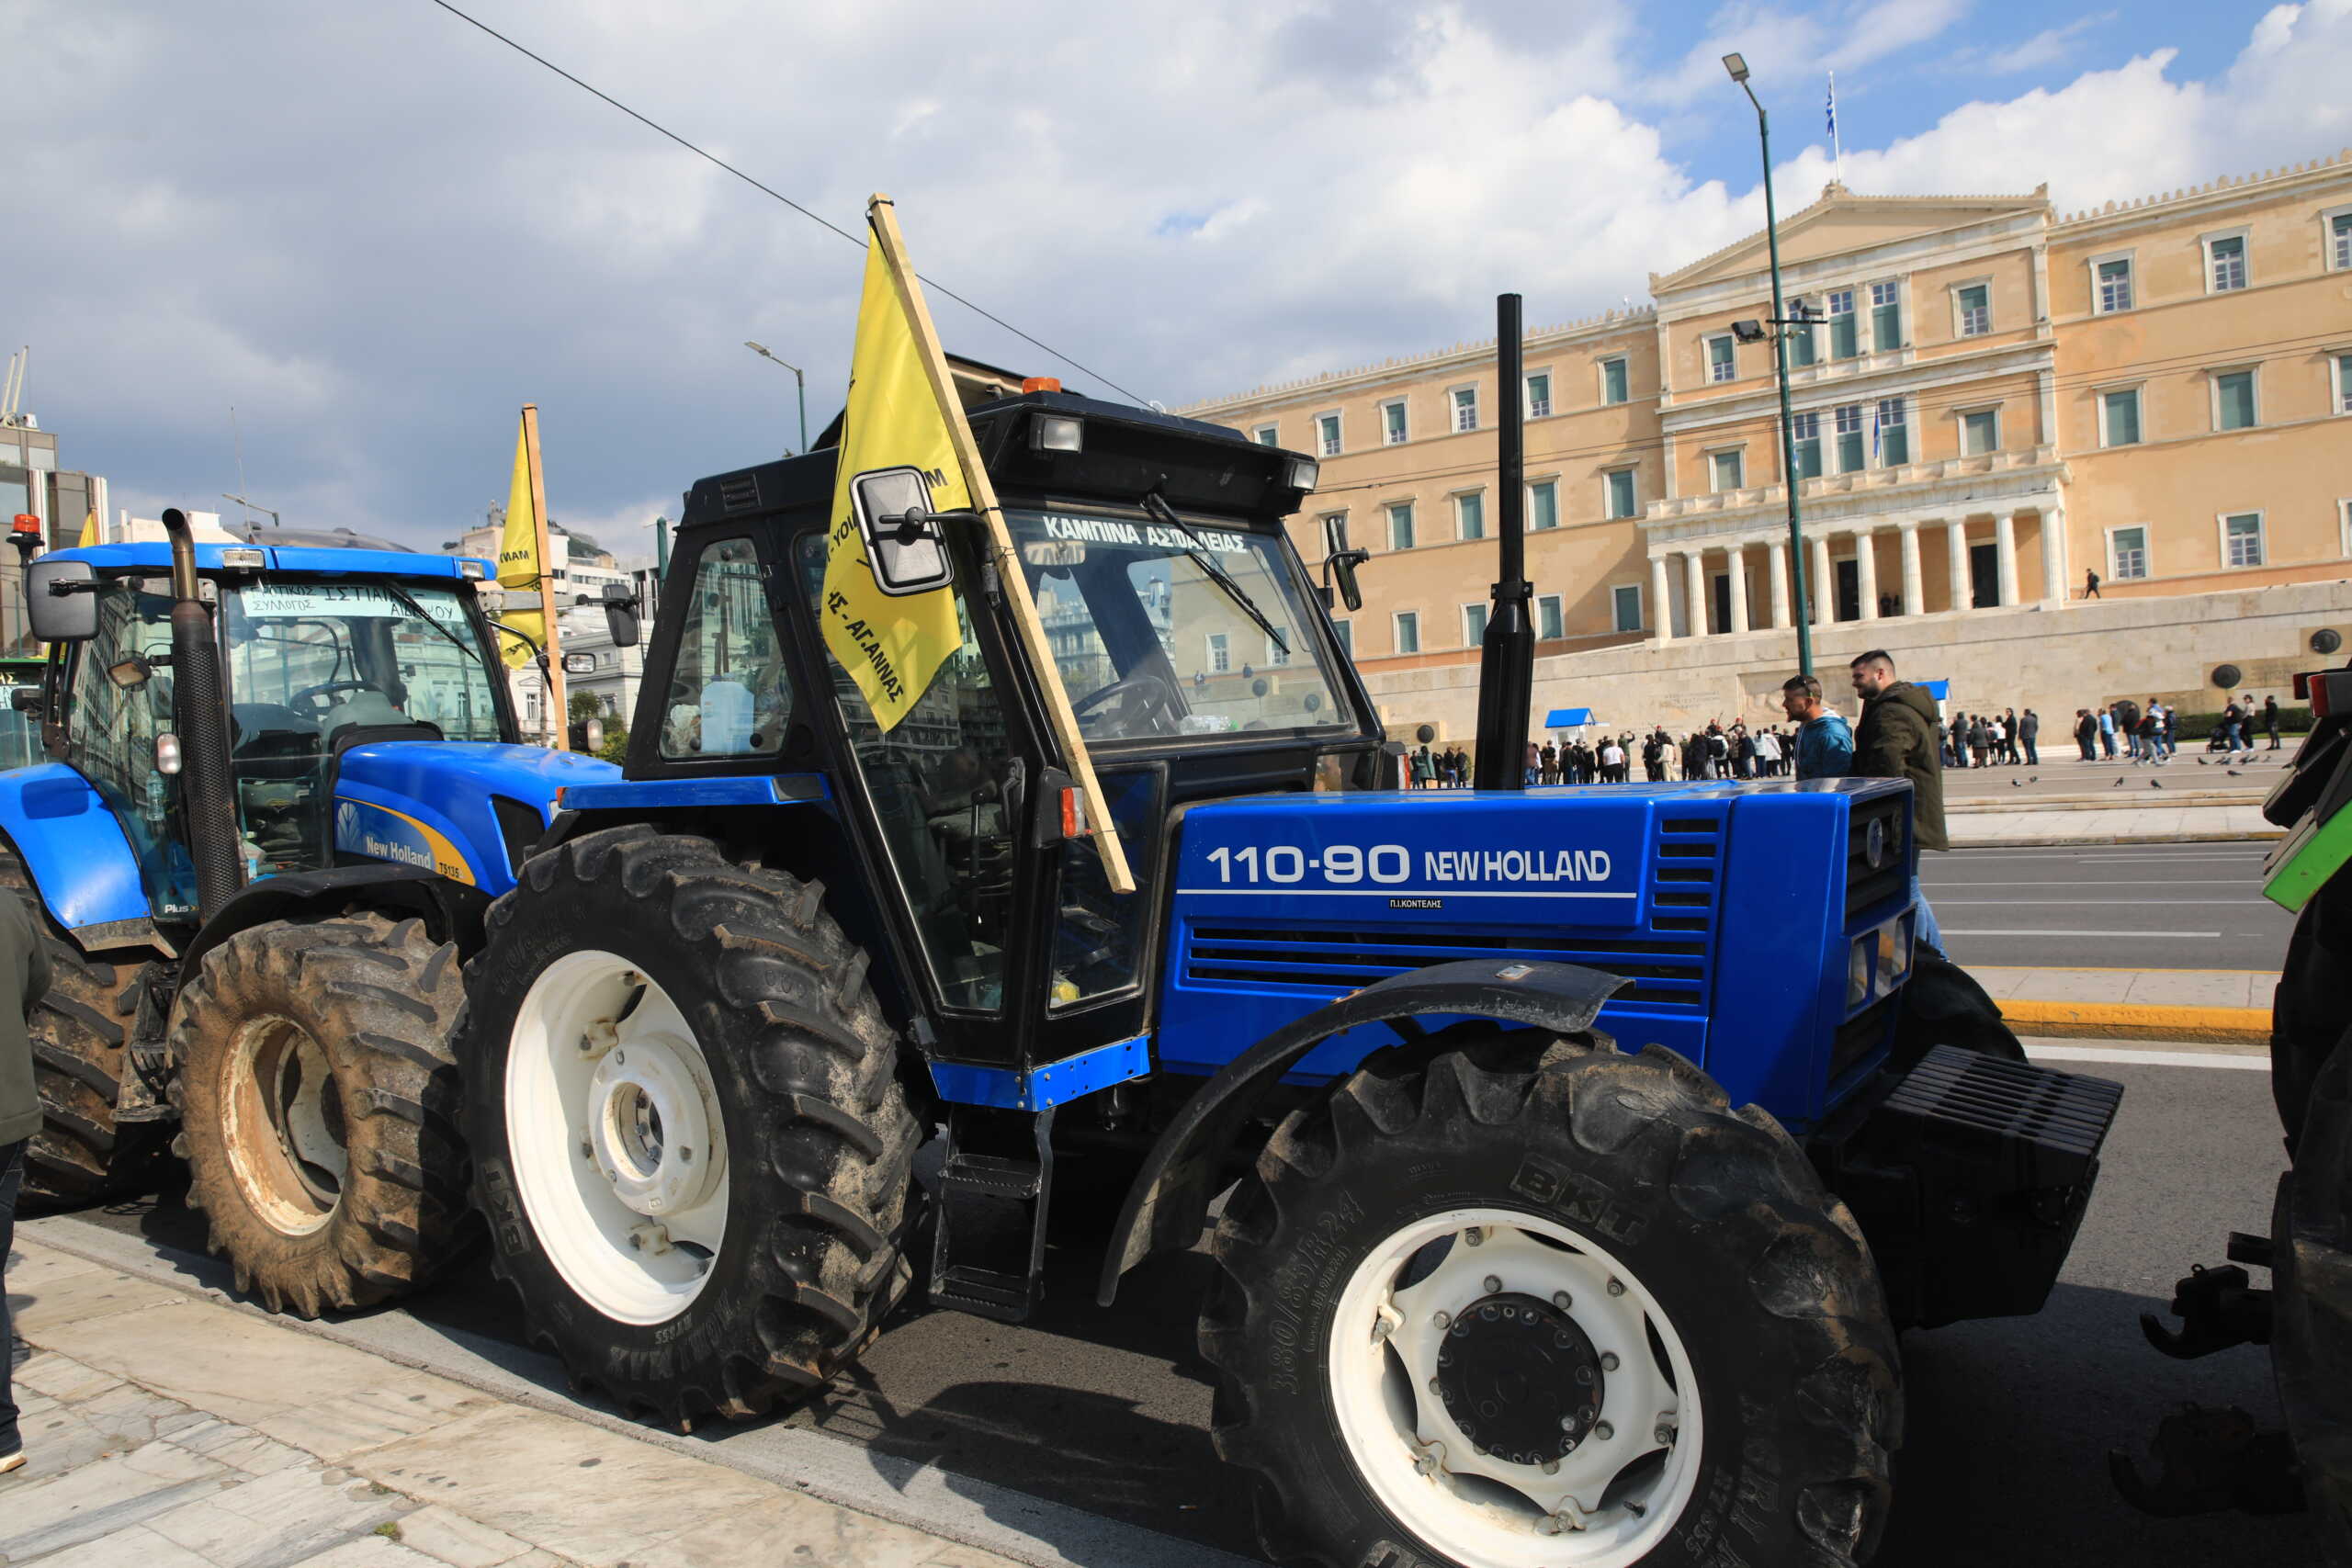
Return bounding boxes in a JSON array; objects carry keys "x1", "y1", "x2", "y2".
[
  {"x1": 2214, "y1": 369, "x2": 2258, "y2": 432},
  {"x1": 1870, "y1": 281, "x2": 1902, "y2": 352},
  {"x1": 1393, "y1": 612, "x2": 1420, "y2": 655},
  {"x1": 1317, "y1": 412, "x2": 1341, "y2": 457},
  {"x1": 1455, "y1": 491, "x2": 1486, "y2": 540},
  {"x1": 2335, "y1": 353, "x2": 2352, "y2": 415},
  {"x1": 1834, "y1": 404, "x2": 1865, "y2": 472},
  {"x1": 1537, "y1": 594, "x2": 1564, "y2": 640},
  {"x1": 1451, "y1": 387, "x2": 1479, "y2": 433},
  {"x1": 1380, "y1": 400, "x2": 1408, "y2": 446},
  {"x1": 1251, "y1": 423, "x2": 1279, "y2": 446},
  {"x1": 2100, "y1": 388, "x2": 2143, "y2": 446},
  {"x1": 2206, "y1": 232, "x2": 2248, "y2": 293},
  {"x1": 1786, "y1": 316, "x2": 1817, "y2": 367},
  {"x1": 1791, "y1": 411, "x2": 1822, "y2": 478},
  {"x1": 1268, "y1": 632, "x2": 1290, "y2": 666},
  {"x1": 2095, "y1": 256, "x2": 2134, "y2": 313},
  {"x1": 1956, "y1": 283, "x2": 1990, "y2": 338},
  {"x1": 1525, "y1": 372, "x2": 1553, "y2": 419},
  {"x1": 1600, "y1": 356, "x2": 1629, "y2": 404},
  {"x1": 1462, "y1": 603, "x2": 1488, "y2": 644},
  {"x1": 2110, "y1": 525, "x2": 2150, "y2": 581},
  {"x1": 1711, "y1": 449, "x2": 1746, "y2": 491},
  {"x1": 1529, "y1": 479, "x2": 1559, "y2": 531},
  {"x1": 1706, "y1": 334, "x2": 1736, "y2": 383},
  {"x1": 1960, "y1": 409, "x2": 1999, "y2": 457},
  {"x1": 2222, "y1": 512, "x2": 2266, "y2": 569},
  {"x1": 1611, "y1": 583, "x2": 1643, "y2": 632},
  {"x1": 1387, "y1": 502, "x2": 1416, "y2": 551},
  {"x1": 1331, "y1": 619, "x2": 1351, "y2": 656},
  {"x1": 1207, "y1": 632, "x2": 1230, "y2": 672},
  {"x1": 1876, "y1": 397, "x2": 1909, "y2": 466},
  {"x1": 2335, "y1": 212, "x2": 2352, "y2": 272},
  {"x1": 1603, "y1": 468, "x2": 1636, "y2": 520}
]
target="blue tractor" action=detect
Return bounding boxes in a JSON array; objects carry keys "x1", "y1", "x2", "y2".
[
  {"x1": 5, "y1": 510, "x2": 614, "y2": 1314},
  {"x1": 453, "y1": 392, "x2": 2122, "y2": 1566}
]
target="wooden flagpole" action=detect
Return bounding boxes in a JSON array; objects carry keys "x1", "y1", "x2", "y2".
[
  {"x1": 523, "y1": 402, "x2": 570, "y2": 750},
  {"x1": 865, "y1": 197, "x2": 1134, "y2": 896}
]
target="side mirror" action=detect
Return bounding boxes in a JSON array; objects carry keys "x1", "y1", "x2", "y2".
[
  {"x1": 27, "y1": 558, "x2": 99, "y2": 643},
  {"x1": 600, "y1": 582, "x2": 640, "y2": 649},
  {"x1": 847, "y1": 466, "x2": 955, "y2": 596},
  {"x1": 561, "y1": 651, "x2": 598, "y2": 676},
  {"x1": 1331, "y1": 551, "x2": 1364, "y2": 614},
  {"x1": 9, "y1": 686, "x2": 41, "y2": 715}
]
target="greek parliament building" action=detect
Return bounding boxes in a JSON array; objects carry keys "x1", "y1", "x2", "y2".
[{"x1": 1183, "y1": 151, "x2": 2352, "y2": 739}]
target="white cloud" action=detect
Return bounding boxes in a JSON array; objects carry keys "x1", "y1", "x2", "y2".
[
  {"x1": 1825, "y1": 0, "x2": 1971, "y2": 70},
  {"x1": 1982, "y1": 12, "x2": 2113, "y2": 73}
]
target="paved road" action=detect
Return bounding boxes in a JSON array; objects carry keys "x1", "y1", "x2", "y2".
[
  {"x1": 44, "y1": 1049, "x2": 2311, "y2": 1568},
  {"x1": 1924, "y1": 841, "x2": 2293, "y2": 972}
]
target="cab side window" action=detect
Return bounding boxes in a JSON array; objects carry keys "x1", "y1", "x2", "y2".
[{"x1": 660, "y1": 538, "x2": 793, "y2": 759}]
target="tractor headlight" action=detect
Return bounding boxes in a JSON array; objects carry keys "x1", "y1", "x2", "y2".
[
  {"x1": 155, "y1": 732, "x2": 182, "y2": 776},
  {"x1": 1848, "y1": 939, "x2": 1872, "y2": 1009},
  {"x1": 459, "y1": 558, "x2": 489, "y2": 580},
  {"x1": 1033, "y1": 414, "x2": 1084, "y2": 453},
  {"x1": 1878, "y1": 919, "x2": 1910, "y2": 990},
  {"x1": 1287, "y1": 457, "x2": 1320, "y2": 493}
]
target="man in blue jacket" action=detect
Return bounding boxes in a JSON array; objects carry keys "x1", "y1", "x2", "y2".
[
  {"x1": 1781, "y1": 674, "x2": 1854, "y2": 780},
  {"x1": 1, "y1": 882, "x2": 51, "y2": 1478}
]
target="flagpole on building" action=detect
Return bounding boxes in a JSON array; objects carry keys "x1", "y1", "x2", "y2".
[
  {"x1": 1828, "y1": 71, "x2": 1844, "y2": 186},
  {"x1": 522, "y1": 403, "x2": 570, "y2": 750}
]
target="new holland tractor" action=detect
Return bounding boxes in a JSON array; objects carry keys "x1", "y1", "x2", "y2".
[
  {"x1": 2, "y1": 510, "x2": 614, "y2": 1313},
  {"x1": 448, "y1": 387, "x2": 2126, "y2": 1567}
]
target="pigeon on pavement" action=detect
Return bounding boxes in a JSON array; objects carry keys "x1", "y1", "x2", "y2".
[
  {"x1": 2229, "y1": 769, "x2": 2244, "y2": 776},
  {"x1": 2151, "y1": 779, "x2": 2164, "y2": 788},
  {"x1": 2113, "y1": 777, "x2": 2126, "y2": 787}
]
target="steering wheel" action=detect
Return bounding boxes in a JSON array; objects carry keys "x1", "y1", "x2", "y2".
[
  {"x1": 1071, "y1": 670, "x2": 1179, "y2": 739},
  {"x1": 289, "y1": 679, "x2": 374, "y2": 715}
]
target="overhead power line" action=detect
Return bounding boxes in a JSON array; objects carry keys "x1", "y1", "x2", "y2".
[{"x1": 423, "y1": 0, "x2": 1150, "y2": 406}]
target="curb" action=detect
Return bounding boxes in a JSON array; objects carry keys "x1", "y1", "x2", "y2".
[
  {"x1": 1999, "y1": 998, "x2": 2270, "y2": 1045},
  {"x1": 1950, "y1": 832, "x2": 2281, "y2": 848}
]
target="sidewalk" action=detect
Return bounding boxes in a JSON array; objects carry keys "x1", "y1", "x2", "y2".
[
  {"x1": 1977, "y1": 965, "x2": 2276, "y2": 1044},
  {"x1": 1946, "y1": 799, "x2": 2279, "y2": 847},
  {"x1": 0, "y1": 1234, "x2": 1023, "y2": 1568}
]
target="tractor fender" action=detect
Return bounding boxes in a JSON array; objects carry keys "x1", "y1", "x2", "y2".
[
  {"x1": 0, "y1": 764, "x2": 159, "y2": 953},
  {"x1": 1096, "y1": 957, "x2": 1628, "y2": 1305},
  {"x1": 178, "y1": 863, "x2": 492, "y2": 979}
]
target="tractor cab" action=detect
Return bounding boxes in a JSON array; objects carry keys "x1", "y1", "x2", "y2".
[
  {"x1": 20, "y1": 540, "x2": 519, "y2": 926},
  {"x1": 0, "y1": 653, "x2": 44, "y2": 772}
]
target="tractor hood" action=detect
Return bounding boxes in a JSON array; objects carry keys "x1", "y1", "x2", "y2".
[{"x1": 332, "y1": 742, "x2": 620, "y2": 897}]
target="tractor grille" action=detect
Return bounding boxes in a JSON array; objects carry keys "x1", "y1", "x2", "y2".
[
  {"x1": 1845, "y1": 793, "x2": 1909, "y2": 923},
  {"x1": 1830, "y1": 995, "x2": 1899, "y2": 1083}
]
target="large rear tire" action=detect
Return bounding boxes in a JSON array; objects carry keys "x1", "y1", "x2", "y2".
[
  {"x1": 1203, "y1": 1033, "x2": 1901, "y2": 1568},
  {"x1": 170, "y1": 913, "x2": 468, "y2": 1316},
  {"x1": 0, "y1": 841, "x2": 164, "y2": 1205},
  {"x1": 456, "y1": 826, "x2": 921, "y2": 1426}
]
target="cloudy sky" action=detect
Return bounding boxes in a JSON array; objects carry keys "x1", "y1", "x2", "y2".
[{"x1": 5, "y1": 0, "x2": 2347, "y2": 556}]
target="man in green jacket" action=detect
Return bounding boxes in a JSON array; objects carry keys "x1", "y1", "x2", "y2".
[
  {"x1": 1, "y1": 881, "x2": 51, "y2": 1477},
  {"x1": 1849, "y1": 649, "x2": 1948, "y2": 955}
]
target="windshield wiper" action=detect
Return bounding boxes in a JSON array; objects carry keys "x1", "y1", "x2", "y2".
[
  {"x1": 1140, "y1": 488, "x2": 1287, "y2": 658},
  {"x1": 377, "y1": 581, "x2": 492, "y2": 669}
]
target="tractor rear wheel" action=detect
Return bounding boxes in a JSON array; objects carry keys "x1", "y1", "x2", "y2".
[
  {"x1": 0, "y1": 841, "x2": 164, "y2": 1205},
  {"x1": 170, "y1": 913, "x2": 468, "y2": 1315},
  {"x1": 455, "y1": 826, "x2": 921, "y2": 1427},
  {"x1": 1203, "y1": 1032, "x2": 1901, "y2": 1568}
]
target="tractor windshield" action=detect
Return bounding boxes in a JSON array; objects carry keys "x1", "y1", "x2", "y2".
[{"x1": 1007, "y1": 509, "x2": 1346, "y2": 743}]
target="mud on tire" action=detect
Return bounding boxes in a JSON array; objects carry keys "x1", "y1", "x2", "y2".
[
  {"x1": 1202, "y1": 1033, "x2": 1903, "y2": 1568},
  {"x1": 455, "y1": 825, "x2": 921, "y2": 1427},
  {"x1": 170, "y1": 913, "x2": 468, "y2": 1316},
  {"x1": 0, "y1": 840, "x2": 164, "y2": 1205}
]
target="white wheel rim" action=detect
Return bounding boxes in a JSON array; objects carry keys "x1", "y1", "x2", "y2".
[
  {"x1": 223, "y1": 1014, "x2": 346, "y2": 1236},
  {"x1": 1327, "y1": 1207, "x2": 1703, "y2": 1568},
  {"x1": 505, "y1": 950, "x2": 730, "y2": 1325}
]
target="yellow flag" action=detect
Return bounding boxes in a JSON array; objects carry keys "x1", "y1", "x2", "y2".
[
  {"x1": 820, "y1": 237, "x2": 966, "y2": 730},
  {"x1": 496, "y1": 412, "x2": 545, "y2": 671},
  {"x1": 76, "y1": 512, "x2": 96, "y2": 548}
]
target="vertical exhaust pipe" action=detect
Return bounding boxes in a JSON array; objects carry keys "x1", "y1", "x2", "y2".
[
  {"x1": 1472, "y1": 294, "x2": 1534, "y2": 789},
  {"x1": 162, "y1": 508, "x2": 242, "y2": 921}
]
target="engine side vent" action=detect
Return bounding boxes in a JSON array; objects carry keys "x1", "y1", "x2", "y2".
[{"x1": 718, "y1": 472, "x2": 762, "y2": 513}]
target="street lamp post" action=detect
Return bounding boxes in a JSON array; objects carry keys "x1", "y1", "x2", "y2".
[
  {"x1": 1723, "y1": 52, "x2": 1814, "y2": 678},
  {"x1": 743, "y1": 341, "x2": 808, "y2": 456}
]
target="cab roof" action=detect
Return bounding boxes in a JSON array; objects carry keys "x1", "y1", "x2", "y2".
[{"x1": 45, "y1": 543, "x2": 490, "y2": 581}]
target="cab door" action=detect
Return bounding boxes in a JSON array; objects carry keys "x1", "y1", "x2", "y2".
[{"x1": 51, "y1": 578, "x2": 194, "y2": 920}]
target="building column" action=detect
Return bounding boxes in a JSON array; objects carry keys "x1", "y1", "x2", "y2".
[
  {"x1": 1898, "y1": 522, "x2": 1924, "y2": 617},
  {"x1": 1810, "y1": 534, "x2": 1833, "y2": 624},
  {"x1": 1726, "y1": 542, "x2": 1751, "y2": 634},
  {"x1": 1947, "y1": 518, "x2": 1972, "y2": 612},
  {"x1": 1767, "y1": 537, "x2": 1791, "y2": 628},
  {"x1": 1650, "y1": 555, "x2": 1674, "y2": 643},
  {"x1": 1684, "y1": 549, "x2": 1709, "y2": 637},
  {"x1": 2040, "y1": 505, "x2": 2066, "y2": 605},
  {"x1": 1996, "y1": 513, "x2": 2019, "y2": 608},
  {"x1": 1855, "y1": 529, "x2": 1881, "y2": 621}
]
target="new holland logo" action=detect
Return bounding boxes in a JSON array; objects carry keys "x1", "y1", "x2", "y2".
[{"x1": 335, "y1": 801, "x2": 359, "y2": 842}]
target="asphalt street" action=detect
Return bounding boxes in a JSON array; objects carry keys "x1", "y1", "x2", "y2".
[
  {"x1": 1923, "y1": 840, "x2": 2294, "y2": 972},
  {"x1": 41, "y1": 1049, "x2": 2310, "y2": 1568}
]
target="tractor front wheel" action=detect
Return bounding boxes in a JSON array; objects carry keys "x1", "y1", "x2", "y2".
[{"x1": 1203, "y1": 1033, "x2": 1901, "y2": 1568}]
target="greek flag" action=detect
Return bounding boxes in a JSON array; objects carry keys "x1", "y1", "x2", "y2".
[
  {"x1": 1826, "y1": 79, "x2": 1837, "y2": 141},
  {"x1": 1870, "y1": 402, "x2": 1881, "y2": 460}
]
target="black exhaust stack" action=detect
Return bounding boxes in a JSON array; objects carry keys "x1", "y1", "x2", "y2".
[
  {"x1": 163, "y1": 508, "x2": 242, "y2": 921},
  {"x1": 1472, "y1": 294, "x2": 1534, "y2": 790}
]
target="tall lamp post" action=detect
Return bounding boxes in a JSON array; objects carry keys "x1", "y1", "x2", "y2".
[
  {"x1": 743, "y1": 341, "x2": 809, "y2": 456},
  {"x1": 1723, "y1": 52, "x2": 1814, "y2": 678}
]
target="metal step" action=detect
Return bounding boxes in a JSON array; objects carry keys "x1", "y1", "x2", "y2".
[
  {"x1": 929, "y1": 1105, "x2": 1055, "y2": 1324},
  {"x1": 931, "y1": 1264, "x2": 1035, "y2": 1323}
]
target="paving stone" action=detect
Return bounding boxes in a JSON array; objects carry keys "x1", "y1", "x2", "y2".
[
  {"x1": 254, "y1": 1382, "x2": 498, "y2": 1464},
  {"x1": 166, "y1": 1416, "x2": 316, "y2": 1476},
  {"x1": 632, "y1": 1496, "x2": 942, "y2": 1568},
  {"x1": 15, "y1": 1348, "x2": 128, "y2": 1403},
  {"x1": 352, "y1": 1405, "x2": 776, "y2": 1567},
  {"x1": 9, "y1": 1266, "x2": 187, "y2": 1334},
  {"x1": 6, "y1": 1239, "x2": 111, "y2": 1292},
  {"x1": 146, "y1": 1464, "x2": 413, "y2": 1568},
  {"x1": 919, "y1": 1546, "x2": 1031, "y2": 1568},
  {"x1": 293, "y1": 1534, "x2": 468, "y2": 1568},
  {"x1": 17, "y1": 1520, "x2": 221, "y2": 1568},
  {"x1": 0, "y1": 1443, "x2": 232, "y2": 1561},
  {"x1": 389, "y1": 1506, "x2": 537, "y2": 1568}
]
